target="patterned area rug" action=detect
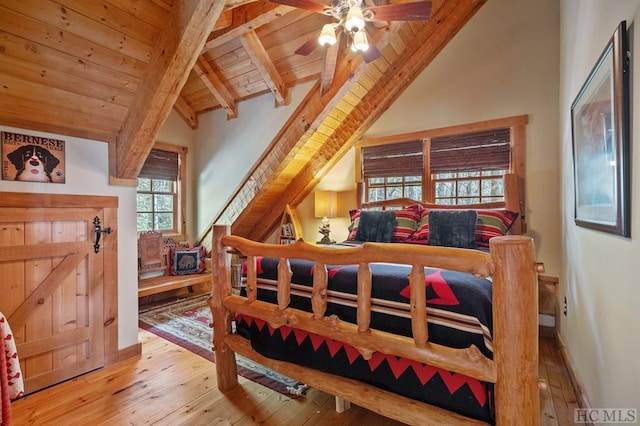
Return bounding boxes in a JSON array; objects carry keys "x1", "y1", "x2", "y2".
[{"x1": 138, "y1": 294, "x2": 308, "y2": 397}]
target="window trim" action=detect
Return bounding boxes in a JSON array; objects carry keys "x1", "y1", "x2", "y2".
[
  {"x1": 137, "y1": 142, "x2": 188, "y2": 240},
  {"x1": 355, "y1": 115, "x2": 527, "y2": 207}
]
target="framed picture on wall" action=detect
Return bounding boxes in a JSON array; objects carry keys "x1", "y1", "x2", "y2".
[
  {"x1": 1, "y1": 131, "x2": 66, "y2": 184},
  {"x1": 571, "y1": 21, "x2": 630, "y2": 237}
]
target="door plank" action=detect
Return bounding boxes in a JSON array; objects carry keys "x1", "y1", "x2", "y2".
[
  {"x1": 0, "y1": 207, "x2": 100, "y2": 222},
  {"x1": 8, "y1": 252, "x2": 86, "y2": 330},
  {"x1": 52, "y1": 221, "x2": 86, "y2": 369},
  {"x1": 24, "y1": 358, "x2": 104, "y2": 393},
  {"x1": 0, "y1": 222, "x2": 25, "y2": 320},
  {"x1": 17, "y1": 327, "x2": 91, "y2": 359},
  {"x1": 24, "y1": 221, "x2": 54, "y2": 377},
  {"x1": 0, "y1": 241, "x2": 89, "y2": 262},
  {"x1": 0, "y1": 192, "x2": 117, "y2": 208},
  {"x1": 102, "y1": 206, "x2": 119, "y2": 365}
]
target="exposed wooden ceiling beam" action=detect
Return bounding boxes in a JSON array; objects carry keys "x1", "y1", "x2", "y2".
[
  {"x1": 240, "y1": 31, "x2": 288, "y2": 106},
  {"x1": 174, "y1": 95, "x2": 199, "y2": 128},
  {"x1": 114, "y1": 0, "x2": 225, "y2": 180},
  {"x1": 194, "y1": 55, "x2": 238, "y2": 119},
  {"x1": 204, "y1": 1, "x2": 293, "y2": 51},
  {"x1": 213, "y1": 10, "x2": 233, "y2": 31}
]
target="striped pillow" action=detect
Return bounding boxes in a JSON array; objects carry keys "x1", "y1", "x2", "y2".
[
  {"x1": 475, "y1": 209, "x2": 519, "y2": 248},
  {"x1": 406, "y1": 208, "x2": 431, "y2": 243},
  {"x1": 392, "y1": 204, "x2": 422, "y2": 242},
  {"x1": 347, "y1": 209, "x2": 362, "y2": 240}
]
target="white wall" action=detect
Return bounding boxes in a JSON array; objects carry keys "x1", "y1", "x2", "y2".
[
  {"x1": 560, "y1": 0, "x2": 640, "y2": 409},
  {"x1": 0, "y1": 125, "x2": 138, "y2": 350},
  {"x1": 193, "y1": 82, "x2": 314, "y2": 237}
]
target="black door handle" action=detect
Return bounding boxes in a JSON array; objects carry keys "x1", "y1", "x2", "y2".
[{"x1": 93, "y1": 216, "x2": 112, "y2": 254}]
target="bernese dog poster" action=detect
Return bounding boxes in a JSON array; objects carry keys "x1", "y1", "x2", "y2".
[{"x1": 1, "y1": 131, "x2": 65, "y2": 183}]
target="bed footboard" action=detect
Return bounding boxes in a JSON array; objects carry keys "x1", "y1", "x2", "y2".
[{"x1": 209, "y1": 225, "x2": 539, "y2": 425}]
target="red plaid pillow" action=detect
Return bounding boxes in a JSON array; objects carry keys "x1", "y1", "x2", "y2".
[
  {"x1": 347, "y1": 209, "x2": 362, "y2": 240},
  {"x1": 392, "y1": 204, "x2": 422, "y2": 242},
  {"x1": 406, "y1": 208, "x2": 430, "y2": 243},
  {"x1": 475, "y1": 209, "x2": 519, "y2": 248}
]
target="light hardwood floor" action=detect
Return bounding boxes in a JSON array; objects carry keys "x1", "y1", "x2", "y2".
[{"x1": 11, "y1": 329, "x2": 578, "y2": 425}]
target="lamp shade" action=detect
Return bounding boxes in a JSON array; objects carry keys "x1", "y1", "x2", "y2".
[
  {"x1": 350, "y1": 30, "x2": 369, "y2": 53},
  {"x1": 345, "y1": 5, "x2": 365, "y2": 32},
  {"x1": 314, "y1": 191, "x2": 338, "y2": 218},
  {"x1": 318, "y1": 24, "x2": 337, "y2": 47}
]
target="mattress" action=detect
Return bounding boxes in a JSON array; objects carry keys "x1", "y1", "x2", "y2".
[{"x1": 235, "y1": 252, "x2": 495, "y2": 422}]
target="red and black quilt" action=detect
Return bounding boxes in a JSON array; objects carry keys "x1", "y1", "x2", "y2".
[{"x1": 236, "y1": 255, "x2": 495, "y2": 423}]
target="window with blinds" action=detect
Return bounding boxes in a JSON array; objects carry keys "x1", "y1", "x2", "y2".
[
  {"x1": 431, "y1": 128, "x2": 511, "y2": 205},
  {"x1": 430, "y1": 128, "x2": 511, "y2": 174},
  {"x1": 137, "y1": 148, "x2": 184, "y2": 234},
  {"x1": 139, "y1": 149, "x2": 179, "y2": 181},
  {"x1": 362, "y1": 141, "x2": 424, "y2": 202},
  {"x1": 358, "y1": 122, "x2": 518, "y2": 206}
]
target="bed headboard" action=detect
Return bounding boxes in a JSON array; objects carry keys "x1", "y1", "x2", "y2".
[{"x1": 361, "y1": 173, "x2": 525, "y2": 234}]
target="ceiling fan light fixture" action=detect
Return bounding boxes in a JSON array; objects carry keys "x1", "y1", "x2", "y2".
[
  {"x1": 318, "y1": 24, "x2": 337, "y2": 46},
  {"x1": 350, "y1": 30, "x2": 369, "y2": 52},
  {"x1": 345, "y1": 5, "x2": 365, "y2": 32}
]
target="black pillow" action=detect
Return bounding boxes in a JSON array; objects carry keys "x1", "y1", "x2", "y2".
[
  {"x1": 427, "y1": 210, "x2": 478, "y2": 249},
  {"x1": 355, "y1": 210, "x2": 396, "y2": 242}
]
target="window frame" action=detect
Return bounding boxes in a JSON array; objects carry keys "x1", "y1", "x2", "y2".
[
  {"x1": 136, "y1": 142, "x2": 188, "y2": 240},
  {"x1": 431, "y1": 170, "x2": 507, "y2": 205},
  {"x1": 355, "y1": 115, "x2": 527, "y2": 207}
]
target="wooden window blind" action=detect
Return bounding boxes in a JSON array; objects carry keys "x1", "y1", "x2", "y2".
[
  {"x1": 430, "y1": 128, "x2": 511, "y2": 174},
  {"x1": 362, "y1": 140, "x2": 424, "y2": 178},
  {"x1": 139, "y1": 149, "x2": 179, "y2": 181}
]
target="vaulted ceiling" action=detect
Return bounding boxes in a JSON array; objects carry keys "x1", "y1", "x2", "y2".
[{"x1": 0, "y1": 0, "x2": 486, "y2": 241}]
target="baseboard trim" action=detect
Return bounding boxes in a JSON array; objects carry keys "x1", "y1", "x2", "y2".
[
  {"x1": 116, "y1": 342, "x2": 143, "y2": 362},
  {"x1": 556, "y1": 333, "x2": 594, "y2": 425}
]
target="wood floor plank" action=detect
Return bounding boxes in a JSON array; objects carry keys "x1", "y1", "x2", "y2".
[{"x1": 11, "y1": 331, "x2": 575, "y2": 425}]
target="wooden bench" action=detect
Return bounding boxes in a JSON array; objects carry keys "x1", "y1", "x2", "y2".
[{"x1": 138, "y1": 231, "x2": 211, "y2": 298}]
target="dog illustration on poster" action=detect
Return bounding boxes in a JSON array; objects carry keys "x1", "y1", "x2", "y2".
[{"x1": 1, "y1": 131, "x2": 66, "y2": 183}]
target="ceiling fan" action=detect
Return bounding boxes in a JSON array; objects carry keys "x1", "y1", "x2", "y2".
[{"x1": 271, "y1": 0, "x2": 433, "y2": 62}]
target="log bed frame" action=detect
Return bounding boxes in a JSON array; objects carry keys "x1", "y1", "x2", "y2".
[{"x1": 207, "y1": 174, "x2": 539, "y2": 425}]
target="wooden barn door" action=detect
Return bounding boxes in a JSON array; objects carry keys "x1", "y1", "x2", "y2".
[{"x1": 0, "y1": 192, "x2": 118, "y2": 394}]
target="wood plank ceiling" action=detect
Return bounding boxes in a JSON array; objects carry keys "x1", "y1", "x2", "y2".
[{"x1": 0, "y1": 0, "x2": 487, "y2": 242}]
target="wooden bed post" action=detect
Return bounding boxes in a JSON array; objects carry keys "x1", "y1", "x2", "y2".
[
  {"x1": 490, "y1": 235, "x2": 539, "y2": 425},
  {"x1": 209, "y1": 225, "x2": 238, "y2": 391}
]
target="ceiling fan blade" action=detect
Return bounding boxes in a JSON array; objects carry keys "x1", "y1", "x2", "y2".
[
  {"x1": 295, "y1": 36, "x2": 321, "y2": 55},
  {"x1": 321, "y1": 32, "x2": 342, "y2": 95},
  {"x1": 364, "y1": 1, "x2": 432, "y2": 21},
  {"x1": 269, "y1": 0, "x2": 329, "y2": 14}
]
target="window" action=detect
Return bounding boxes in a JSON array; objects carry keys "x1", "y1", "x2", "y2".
[
  {"x1": 362, "y1": 140, "x2": 424, "y2": 202},
  {"x1": 136, "y1": 144, "x2": 187, "y2": 237},
  {"x1": 356, "y1": 116, "x2": 526, "y2": 206},
  {"x1": 137, "y1": 177, "x2": 175, "y2": 232},
  {"x1": 433, "y1": 170, "x2": 506, "y2": 205},
  {"x1": 430, "y1": 127, "x2": 511, "y2": 205}
]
